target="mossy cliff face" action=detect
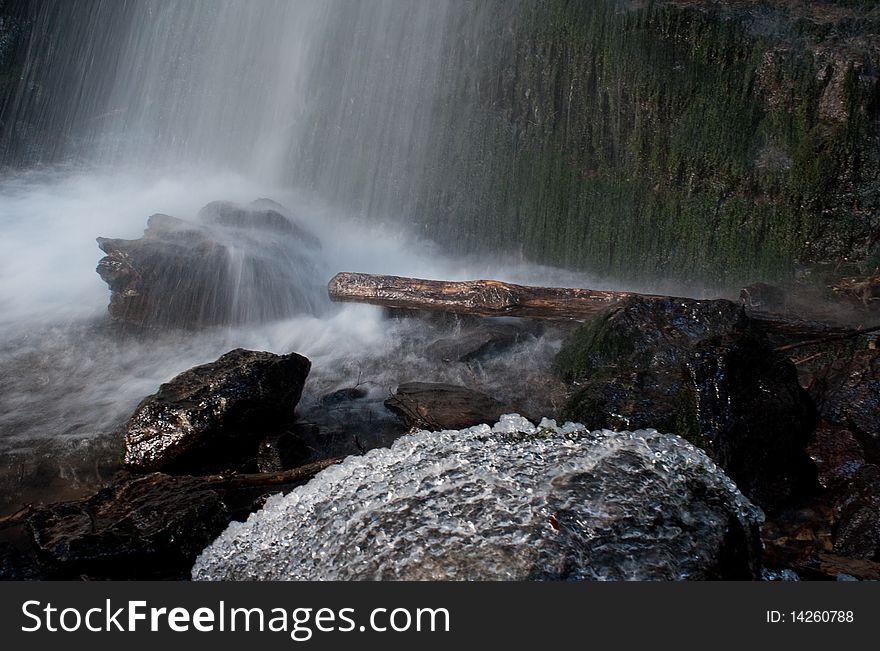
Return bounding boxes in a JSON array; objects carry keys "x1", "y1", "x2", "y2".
[{"x1": 295, "y1": 0, "x2": 879, "y2": 289}]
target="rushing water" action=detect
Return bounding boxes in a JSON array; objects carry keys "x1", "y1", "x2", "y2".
[{"x1": 0, "y1": 1, "x2": 680, "y2": 517}]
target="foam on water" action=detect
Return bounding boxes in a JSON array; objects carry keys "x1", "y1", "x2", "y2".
[{"x1": 192, "y1": 415, "x2": 763, "y2": 581}]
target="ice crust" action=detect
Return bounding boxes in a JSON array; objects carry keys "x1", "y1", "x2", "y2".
[{"x1": 192, "y1": 414, "x2": 763, "y2": 580}]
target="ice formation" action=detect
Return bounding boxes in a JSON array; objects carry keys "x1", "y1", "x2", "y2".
[{"x1": 192, "y1": 415, "x2": 763, "y2": 580}]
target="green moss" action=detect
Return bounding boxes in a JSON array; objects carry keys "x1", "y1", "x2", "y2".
[
  {"x1": 294, "y1": 0, "x2": 878, "y2": 288},
  {"x1": 554, "y1": 307, "x2": 633, "y2": 383}
]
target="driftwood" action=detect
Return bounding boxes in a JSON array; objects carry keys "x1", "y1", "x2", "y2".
[
  {"x1": 328, "y1": 272, "x2": 666, "y2": 320},
  {"x1": 199, "y1": 457, "x2": 342, "y2": 490}
]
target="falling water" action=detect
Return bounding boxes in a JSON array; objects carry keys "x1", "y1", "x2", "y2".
[{"x1": 1, "y1": 1, "x2": 662, "y2": 519}]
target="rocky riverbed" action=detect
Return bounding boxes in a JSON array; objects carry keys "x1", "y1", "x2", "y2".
[{"x1": 1, "y1": 198, "x2": 879, "y2": 581}]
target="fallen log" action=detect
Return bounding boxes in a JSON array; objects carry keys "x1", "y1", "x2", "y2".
[
  {"x1": 328, "y1": 272, "x2": 877, "y2": 343},
  {"x1": 328, "y1": 272, "x2": 667, "y2": 320}
]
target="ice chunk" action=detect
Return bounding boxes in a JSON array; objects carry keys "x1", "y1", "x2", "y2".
[{"x1": 193, "y1": 415, "x2": 763, "y2": 581}]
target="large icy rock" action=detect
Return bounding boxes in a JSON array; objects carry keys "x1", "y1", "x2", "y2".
[{"x1": 192, "y1": 415, "x2": 763, "y2": 581}]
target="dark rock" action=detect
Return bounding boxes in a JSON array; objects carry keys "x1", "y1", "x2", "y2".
[
  {"x1": 297, "y1": 387, "x2": 407, "y2": 460},
  {"x1": 96, "y1": 199, "x2": 325, "y2": 329},
  {"x1": 123, "y1": 348, "x2": 311, "y2": 473},
  {"x1": 806, "y1": 422, "x2": 868, "y2": 494},
  {"x1": 681, "y1": 334, "x2": 819, "y2": 512},
  {"x1": 384, "y1": 382, "x2": 508, "y2": 430},
  {"x1": 557, "y1": 299, "x2": 821, "y2": 512},
  {"x1": 27, "y1": 473, "x2": 228, "y2": 580},
  {"x1": 256, "y1": 432, "x2": 312, "y2": 473},
  {"x1": 555, "y1": 296, "x2": 744, "y2": 383},
  {"x1": 561, "y1": 370, "x2": 680, "y2": 432},
  {"x1": 809, "y1": 349, "x2": 880, "y2": 455},
  {"x1": 557, "y1": 296, "x2": 745, "y2": 430},
  {"x1": 833, "y1": 464, "x2": 880, "y2": 561},
  {"x1": 425, "y1": 322, "x2": 534, "y2": 363},
  {"x1": 740, "y1": 282, "x2": 788, "y2": 312}
]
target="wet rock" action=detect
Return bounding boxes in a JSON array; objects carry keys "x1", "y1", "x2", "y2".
[
  {"x1": 557, "y1": 296, "x2": 745, "y2": 433},
  {"x1": 384, "y1": 382, "x2": 508, "y2": 430},
  {"x1": 27, "y1": 473, "x2": 228, "y2": 579},
  {"x1": 806, "y1": 423, "x2": 868, "y2": 494},
  {"x1": 555, "y1": 296, "x2": 744, "y2": 383},
  {"x1": 123, "y1": 348, "x2": 311, "y2": 473},
  {"x1": 561, "y1": 370, "x2": 680, "y2": 432},
  {"x1": 425, "y1": 322, "x2": 535, "y2": 363},
  {"x1": 297, "y1": 388, "x2": 407, "y2": 460},
  {"x1": 96, "y1": 199, "x2": 326, "y2": 329},
  {"x1": 810, "y1": 349, "x2": 880, "y2": 455},
  {"x1": 833, "y1": 464, "x2": 880, "y2": 561},
  {"x1": 681, "y1": 334, "x2": 818, "y2": 512},
  {"x1": 256, "y1": 432, "x2": 312, "y2": 473},
  {"x1": 193, "y1": 417, "x2": 763, "y2": 580},
  {"x1": 197, "y1": 199, "x2": 321, "y2": 248}
]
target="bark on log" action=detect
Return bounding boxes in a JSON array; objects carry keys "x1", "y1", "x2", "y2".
[
  {"x1": 328, "y1": 272, "x2": 667, "y2": 320},
  {"x1": 199, "y1": 457, "x2": 342, "y2": 490}
]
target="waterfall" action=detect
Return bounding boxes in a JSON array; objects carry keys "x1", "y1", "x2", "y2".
[{"x1": 3, "y1": 0, "x2": 457, "y2": 193}]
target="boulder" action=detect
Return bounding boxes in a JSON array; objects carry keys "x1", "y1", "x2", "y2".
[
  {"x1": 193, "y1": 416, "x2": 763, "y2": 580},
  {"x1": 96, "y1": 199, "x2": 326, "y2": 329},
  {"x1": 680, "y1": 334, "x2": 818, "y2": 512},
  {"x1": 384, "y1": 382, "x2": 508, "y2": 430},
  {"x1": 557, "y1": 296, "x2": 745, "y2": 436},
  {"x1": 0, "y1": 542, "x2": 42, "y2": 581},
  {"x1": 123, "y1": 348, "x2": 311, "y2": 473},
  {"x1": 555, "y1": 295, "x2": 744, "y2": 384},
  {"x1": 28, "y1": 472, "x2": 228, "y2": 579},
  {"x1": 557, "y1": 298, "x2": 819, "y2": 513}
]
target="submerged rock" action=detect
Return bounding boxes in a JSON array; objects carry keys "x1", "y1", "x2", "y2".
[
  {"x1": 96, "y1": 199, "x2": 326, "y2": 329},
  {"x1": 680, "y1": 335, "x2": 819, "y2": 512},
  {"x1": 29, "y1": 472, "x2": 228, "y2": 580},
  {"x1": 123, "y1": 348, "x2": 311, "y2": 473},
  {"x1": 384, "y1": 382, "x2": 508, "y2": 430},
  {"x1": 425, "y1": 321, "x2": 536, "y2": 363},
  {"x1": 192, "y1": 415, "x2": 763, "y2": 581}
]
